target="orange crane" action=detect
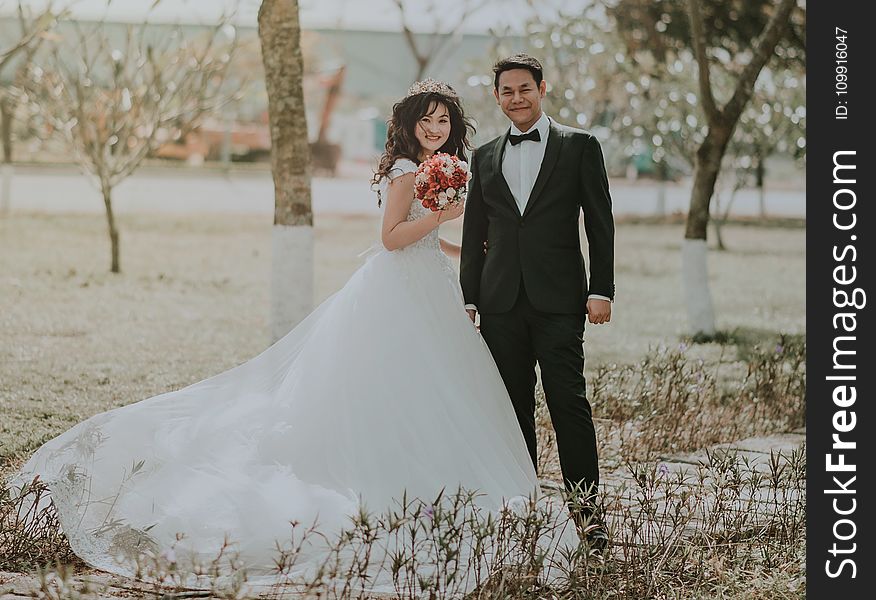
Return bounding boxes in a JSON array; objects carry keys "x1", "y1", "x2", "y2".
[
  {"x1": 309, "y1": 65, "x2": 346, "y2": 176},
  {"x1": 155, "y1": 65, "x2": 347, "y2": 172}
]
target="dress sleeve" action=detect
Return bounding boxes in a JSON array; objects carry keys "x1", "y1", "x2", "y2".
[
  {"x1": 378, "y1": 158, "x2": 418, "y2": 202},
  {"x1": 388, "y1": 158, "x2": 418, "y2": 179}
]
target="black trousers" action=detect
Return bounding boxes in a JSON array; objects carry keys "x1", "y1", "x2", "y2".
[{"x1": 480, "y1": 280, "x2": 599, "y2": 498}]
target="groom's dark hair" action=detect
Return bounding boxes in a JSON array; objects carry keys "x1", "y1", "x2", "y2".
[{"x1": 492, "y1": 54, "x2": 543, "y2": 89}]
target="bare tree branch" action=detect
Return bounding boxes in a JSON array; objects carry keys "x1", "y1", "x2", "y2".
[
  {"x1": 723, "y1": 0, "x2": 797, "y2": 123},
  {"x1": 22, "y1": 18, "x2": 239, "y2": 271},
  {"x1": 686, "y1": 0, "x2": 720, "y2": 124},
  {"x1": 394, "y1": 0, "x2": 488, "y2": 81},
  {"x1": 1, "y1": 0, "x2": 67, "y2": 69}
]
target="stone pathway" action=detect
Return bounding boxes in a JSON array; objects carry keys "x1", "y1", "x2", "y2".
[
  {"x1": 1, "y1": 428, "x2": 805, "y2": 599},
  {"x1": 599, "y1": 428, "x2": 805, "y2": 548}
]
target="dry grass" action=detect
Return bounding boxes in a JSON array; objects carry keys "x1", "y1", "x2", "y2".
[
  {"x1": 592, "y1": 336, "x2": 805, "y2": 460},
  {"x1": 0, "y1": 211, "x2": 803, "y2": 470},
  {"x1": 2, "y1": 448, "x2": 805, "y2": 599},
  {"x1": 0, "y1": 210, "x2": 805, "y2": 597},
  {"x1": 0, "y1": 477, "x2": 82, "y2": 572}
]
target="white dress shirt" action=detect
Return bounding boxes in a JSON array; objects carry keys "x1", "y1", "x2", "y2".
[
  {"x1": 464, "y1": 113, "x2": 611, "y2": 312},
  {"x1": 503, "y1": 112, "x2": 552, "y2": 215}
]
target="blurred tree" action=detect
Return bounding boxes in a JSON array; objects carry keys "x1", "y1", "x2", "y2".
[
  {"x1": 612, "y1": 0, "x2": 805, "y2": 70},
  {"x1": 458, "y1": 34, "x2": 516, "y2": 144},
  {"x1": 465, "y1": 5, "x2": 715, "y2": 200},
  {"x1": 610, "y1": 0, "x2": 801, "y2": 336},
  {"x1": 525, "y1": 6, "x2": 629, "y2": 155},
  {"x1": 530, "y1": 2, "x2": 804, "y2": 223},
  {"x1": 712, "y1": 66, "x2": 804, "y2": 249},
  {"x1": 730, "y1": 66, "x2": 805, "y2": 216},
  {"x1": 520, "y1": 5, "x2": 705, "y2": 213},
  {"x1": 393, "y1": 0, "x2": 491, "y2": 82},
  {"x1": 21, "y1": 21, "x2": 238, "y2": 273},
  {"x1": 258, "y1": 0, "x2": 313, "y2": 341},
  {"x1": 0, "y1": 0, "x2": 64, "y2": 214}
]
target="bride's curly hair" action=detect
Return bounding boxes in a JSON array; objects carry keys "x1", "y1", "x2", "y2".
[{"x1": 371, "y1": 88, "x2": 475, "y2": 206}]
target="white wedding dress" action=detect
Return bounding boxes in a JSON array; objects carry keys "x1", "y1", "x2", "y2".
[{"x1": 10, "y1": 159, "x2": 578, "y2": 595}]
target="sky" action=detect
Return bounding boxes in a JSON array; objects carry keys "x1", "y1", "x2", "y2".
[{"x1": 1, "y1": 0, "x2": 584, "y2": 33}]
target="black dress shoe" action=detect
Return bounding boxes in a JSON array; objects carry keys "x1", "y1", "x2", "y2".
[
  {"x1": 583, "y1": 522, "x2": 609, "y2": 552},
  {"x1": 571, "y1": 509, "x2": 609, "y2": 552}
]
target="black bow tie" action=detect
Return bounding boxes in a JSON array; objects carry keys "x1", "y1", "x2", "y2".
[{"x1": 509, "y1": 129, "x2": 541, "y2": 146}]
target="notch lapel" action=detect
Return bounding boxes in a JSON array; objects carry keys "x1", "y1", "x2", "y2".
[
  {"x1": 522, "y1": 123, "x2": 563, "y2": 218},
  {"x1": 490, "y1": 129, "x2": 521, "y2": 216}
]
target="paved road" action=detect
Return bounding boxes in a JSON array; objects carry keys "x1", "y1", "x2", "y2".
[{"x1": 4, "y1": 164, "x2": 805, "y2": 218}]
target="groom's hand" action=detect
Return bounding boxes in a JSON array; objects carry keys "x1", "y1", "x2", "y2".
[{"x1": 586, "y1": 299, "x2": 611, "y2": 325}]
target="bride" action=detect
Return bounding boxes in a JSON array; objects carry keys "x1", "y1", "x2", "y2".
[{"x1": 9, "y1": 79, "x2": 579, "y2": 594}]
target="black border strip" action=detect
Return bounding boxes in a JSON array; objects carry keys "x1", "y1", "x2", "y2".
[{"x1": 807, "y1": 3, "x2": 873, "y2": 596}]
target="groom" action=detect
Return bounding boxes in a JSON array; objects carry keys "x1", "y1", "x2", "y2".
[{"x1": 460, "y1": 54, "x2": 614, "y2": 542}]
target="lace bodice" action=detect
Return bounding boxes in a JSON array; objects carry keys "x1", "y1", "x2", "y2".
[{"x1": 381, "y1": 159, "x2": 440, "y2": 252}]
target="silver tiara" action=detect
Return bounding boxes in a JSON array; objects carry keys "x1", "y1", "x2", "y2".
[{"x1": 405, "y1": 78, "x2": 458, "y2": 98}]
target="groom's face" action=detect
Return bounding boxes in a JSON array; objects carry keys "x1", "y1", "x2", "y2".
[{"x1": 494, "y1": 69, "x2": 546, "y2": 132}]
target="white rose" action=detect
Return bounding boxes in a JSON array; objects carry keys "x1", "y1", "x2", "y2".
[
  {"x1": 438, "y1": 191, "x2": 447, "y2": 202},
  {"x1": 446, "y1": 188, "x2": 456, "y2": 198}
]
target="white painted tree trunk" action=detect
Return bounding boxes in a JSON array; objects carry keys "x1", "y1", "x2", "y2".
[
  {"x1": 655, "y1": 181, "x2": 666, "y2": 217},
  {"x1": 0, "y1": 163, "x2": 12, "y2": 214},
  {"x1": 271, "y1": 223, "x2": 313, "y2": 342},
  {"x1": 681, "y1": 239, "x2": 716, "y2": 337}
]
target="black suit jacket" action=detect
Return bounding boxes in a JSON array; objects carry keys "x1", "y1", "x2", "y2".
[{"x1": 460, "y1": 121, "x2": 615, "y2": 314}]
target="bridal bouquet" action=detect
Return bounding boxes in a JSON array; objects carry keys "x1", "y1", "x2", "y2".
[{"x1": 414, "y1": 153, "x2": 471, "y2": 211}]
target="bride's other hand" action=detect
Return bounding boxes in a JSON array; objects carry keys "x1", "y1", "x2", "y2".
[{"x1": 438, "y1": 199, "x2": 465, "y2": 223}]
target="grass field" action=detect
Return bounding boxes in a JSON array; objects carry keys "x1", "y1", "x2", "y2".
[{"x1": 0, "y1": 211, "x2": 804, "y2": 470}]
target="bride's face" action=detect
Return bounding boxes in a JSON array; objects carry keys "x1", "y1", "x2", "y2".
[{"x1": 414, "y1": 101, "x2": 451, "y2": 157}]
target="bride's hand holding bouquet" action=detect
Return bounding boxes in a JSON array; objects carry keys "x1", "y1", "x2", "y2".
[{"x1": 415, "y1": 153, "x2": 470, "y2": 225}]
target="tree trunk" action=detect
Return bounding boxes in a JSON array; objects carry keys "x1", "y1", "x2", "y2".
[
  {"x1": 221, "y1": 117, "x2": 232, "y2": 167},
  {"x1": 756, "y1": 147, "x2": 766, "y2": 218},
  {"x1": 682, "y1": 0, "x2": 794, "y2": 339},
  {"x1": 1, "y1": 95, "x2": 12, "y2": 215},
  {"x1": 655, "y1": 160, "x2": 668, "y2": 217},
  {"x1": 713, "y1": 183, "x2": 739, "y2": 253},
  {"x1": 682, "y1": 239, "x2": 717, "y2": 338},
  {"x1": 713, "y1": 186, "x2": 726, "y2": 252},
  {"x1": 101, "y1": 182, "x2": 121, "y2": 274},
  {"x1": 682, "y1": 129, "x2": 729, "y2": 337},
  {"x1": 415, "y1": 57, "x2": 428, "y2": 81},
  {"x1": 1, "y1": 95, "x2": 12, "y2": 164},
  {"x1": 684, "y1": 130, "x2": 729, "y2": 240},
  {"x1": 258, "y1": 0, "x2": 314, "y2": 342},
  {"x1": 0, "y1": 163, "x2": 11, "y2": 215},
  {"x1": 713, "y1": 219, "x2": 725, "y2": 251}
]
